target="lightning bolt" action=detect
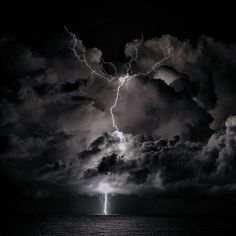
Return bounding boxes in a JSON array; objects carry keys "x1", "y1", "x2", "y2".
[
  {"x1": 135, "y1": 47, "x2": 173, "y2": 76},
  {"x1": 65, "y1": 27, "x2": 173, "y2": 153},
  {"x1": 98, "y1": 192, "x2": 109, "y2": 215},
  {"x1": 110, "y1": 75, "x2": 129, "y2": 132},
  {"x1": 64, "y1": 26, "x2": 115, "y2": 82},
  {"x1": 66, "y1": 28, "x2": 173, "y2": 215},
  {"x1": 98, "y1": 183, "x2": 111, "y2": 215},
  {"x1": 125, "y1": 33, "x2": 144, "y2": 75},
  {"x1": 104, "y1": 192, "x2": 108, "y2": 215}
]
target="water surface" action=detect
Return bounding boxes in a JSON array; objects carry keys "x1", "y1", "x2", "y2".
[{"x1": 0, "y1": 215, "x2": 235, "y2": 235}]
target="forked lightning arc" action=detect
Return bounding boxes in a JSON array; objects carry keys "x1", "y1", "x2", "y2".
[{"x1": 65, "y1": 27, "x2": 173, "y2": 214}]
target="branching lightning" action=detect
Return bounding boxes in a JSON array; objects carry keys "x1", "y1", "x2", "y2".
[
  {"x1": 65, "y1": 28, "x2": 173, "y2": 213},
  {"x1": 104, "y1": 192, "x2": 108, "y2": 215},
  {"x1": 65, "y1": 26, "x2": 115, "y2": 82},
  {"x1": 65, "y1": 27, "x2": 173, "y2": 136}
]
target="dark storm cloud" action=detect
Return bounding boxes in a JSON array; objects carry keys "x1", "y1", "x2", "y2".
[
  {"x1": 1, "y1": 33, "x2": 236, "y2": 198},
  {"x1": 115, "y1": 76, "x2": 212, "y2": 141},
  {"x1": 0, "y1": 40, "x2": 46, "y2": 82},
  {"x1": 126, "y1": 35, "x2": 236, "y2": 128},
  {"x1": 33, "y1": 115, "x2": 236, "y2": 196}
]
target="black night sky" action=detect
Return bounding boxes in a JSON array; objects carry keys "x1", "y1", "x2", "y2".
[{"x1": 1, "y1": 1, "x2": 236, "y2": 217}]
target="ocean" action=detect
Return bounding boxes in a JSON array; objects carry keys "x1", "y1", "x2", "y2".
[{"x1": 0, "y1": 215, "x2": 235, "y2": 236}]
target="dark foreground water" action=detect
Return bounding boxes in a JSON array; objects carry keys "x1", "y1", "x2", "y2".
[{"x1": 0, "y1": 215, "x2": 235, "y2": 236}]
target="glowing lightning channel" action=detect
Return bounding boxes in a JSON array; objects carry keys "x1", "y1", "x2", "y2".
[
  {"x1": 66, "y1": 28, "x2": 174, "y2": 215},
  {"x1": 126, "y1": 46, "x2": 174, "y2": 84},
  {"x1": 109, "y1": 75, "x2": 129, "y2": 132},
  {"x1": 136, "y1": 47, "x2": 173, "y2": 76},
  {"x1": 65, "y1": 27, "x2": 173, "y2": 153},
  {"x1": 64, "y1": 26, "x2": 115, "y2": 82},
  {"x1": 104, "y1": 192, "x2": 108, "y2": 215},
  {"x1": 126, "y1": 33, "x2": 144, "y2": 75},
  {"x1": 98, "y1": 183, "x2": 112, "y2": 215}
]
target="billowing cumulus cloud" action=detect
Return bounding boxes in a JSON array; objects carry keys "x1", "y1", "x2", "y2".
[
  {"x1": 1, "y1": 32, "x2": 236, "y2": 199},
  {"x1": 126, "y1": 35, "x2": 236, "y2": 128},
  {"x1": 30, "y1": 115, "x2": 236, "y2": 197}
]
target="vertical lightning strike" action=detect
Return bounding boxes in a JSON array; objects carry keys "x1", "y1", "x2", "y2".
[
  {"x1": 98, "y1": 192, "x2": 109, "y2": 215},
  {"x1": 104, "y1": 192, "x2": 108, "y2": 215},
  {"x1": 109, "y1": 76, "x2": 129, "y2": 132},
  {"x1": 98, "y1": 183, "x2": 111, "y2": 215},
  {"x1": 109, "y1": 75, "x2": 131, "y2": 154}
]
